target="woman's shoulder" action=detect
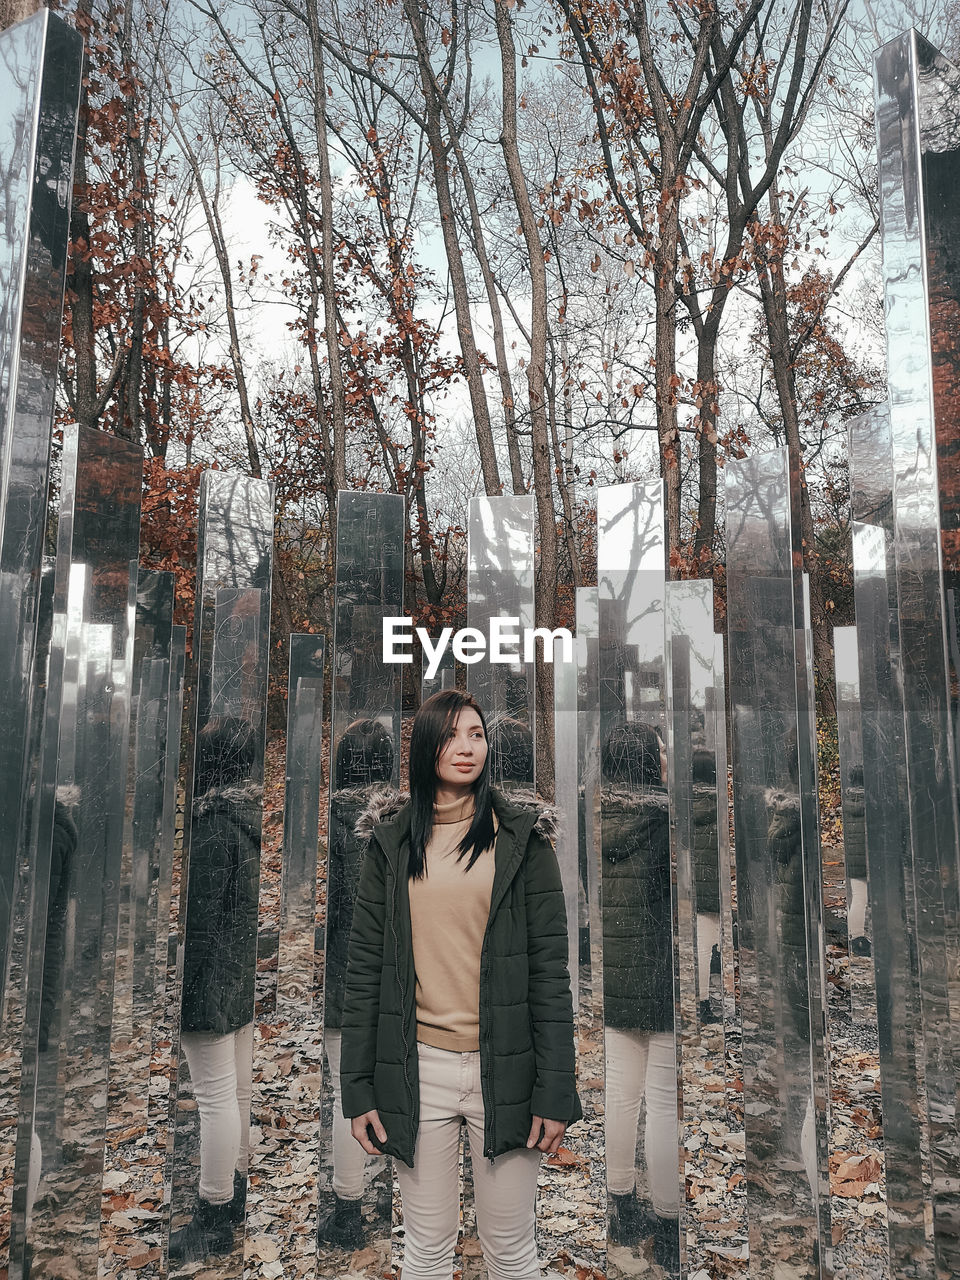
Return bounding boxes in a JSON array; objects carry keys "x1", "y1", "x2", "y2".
[
  {"x1": 353, "y1": 786, "x2": 410, "y2": 842},
  {"x1": 490, "y1": 786, "x2": 561, "y2": 845}
]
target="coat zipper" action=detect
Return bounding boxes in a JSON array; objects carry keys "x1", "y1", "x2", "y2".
[{"x1": 390, "y1": 850, "x2": 417, "y2": 1145}]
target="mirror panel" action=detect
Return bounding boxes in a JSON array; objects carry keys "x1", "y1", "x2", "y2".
[
  {"x1": 832, "y1": 625, "x2": 874, "y2": 1024},
  {"x1": 724, "y1": 447, "x2": 831, "y2": 1275},
  {"x1": 10, "y1": 425, "x2": 142, "y2": 1276},
  {"x1": 875, "y1": 31, "x2": 960, "y2": 1267},
  {"x1": 0, "y1": 12, "x2": 82, "y2": 1013},
  {"x1": 167, "y1": 471, "x2": 274, "y2": 1277},
  {"x1": 317, "y1": 492, "x2": 404, "y2": 1277},
  {"x1": 278, "y1": 633, "x2": 326, "y2": 1009},
  {"x1": 467, "y1": 495, "x2": 535, "y2": 790},
  {"x1": 597, "y1": 481, "x2": 680, "y2": 1278},
  {"x1": 850, "y1": 405, "x2": 930, "y2": 1274}
]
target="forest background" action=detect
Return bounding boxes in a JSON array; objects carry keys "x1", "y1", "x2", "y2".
[{"x1": 2, "y1": 0, "x2": 955, "y2": 782}]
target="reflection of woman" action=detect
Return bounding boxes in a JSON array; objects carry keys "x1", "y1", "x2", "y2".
[
  {"x1": 765, "y1": 749, "x2": 817, "y2": 1196},
  {"x1": 844, "y1": 765, "x2": 869, "y2": 955},
  {"x1": 319, "y1": 718, "x2": 396, "y2": 1250},
  {"x1": 601, "y1": 722, "x2": 679, "y2": 1275},
  {"x1": 692, "y1": 748, "x2": 722, "y2": 1023},
  {"x1": 169, "y1": 717, "x2": 260, "y2": 1264},
  {"x1": 340, "y1": 689, "x2": 581, "y2": 1280}
]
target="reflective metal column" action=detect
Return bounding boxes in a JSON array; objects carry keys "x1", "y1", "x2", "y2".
[
  {"x1": 467, "y1": 496, "x2": 535, "y2": 790},
  {"x1": 167, "y1": 471, "x2": 275, "y2": 1277},
  {"x1": 875, "y1": 32, "x2": 960, "y2": 1268},
  {"x1": 724, "y1": 448, "x2": 831, "y2": 1276},
  {"x1": 850, "y1": 404, "x2": 931, "y2": 1275},
  {"x1": 317, "y1": 492, "x2": 404, "y2": 1277},
  {"x1": 11, "y1": 424, "x2": 143, "y2": 1278},
  {"x1": 597, "y1": 481, "x2": 681, "y2": 1277},
  {"x1": 111, "y1": 571, "x2": 174, "y2": 1065},
  {"x1": 0, "y1": 9, "x2": 82, "y2": 1013},
  {"x1": 576, "y1": 585, "x2": 600, "y2": 1023},
  {"x1": 278, "y1": 633, "x2": 325, "y2": 1009},
  {"x1": 832, "y1": 626, "x2": 873, "y2": 1022},
  {"x1": 554, "y1": 634, "x2": 579, "y2": 1012}
]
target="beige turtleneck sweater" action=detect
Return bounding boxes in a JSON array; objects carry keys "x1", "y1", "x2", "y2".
[{"x1": 408, "y1": 794, "x2": 496, "y2": 1052}]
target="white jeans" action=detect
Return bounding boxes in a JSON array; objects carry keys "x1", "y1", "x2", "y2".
[
  {"x1": 395, "y1": 1042, "x2": 542, "y2": 1280},
  {"x1": 604, "y1": 1027, "x2": 679, "y2": 1216},
  {"x1": 325, "y1": 1028, "x2": 366, "y2": 1199},
  {"x1": 180, "y1": 1022, "x2": 254, "y2": 1204},
  {"x1": 848, "y1": 877, "x2": 868, "y2": 939}
]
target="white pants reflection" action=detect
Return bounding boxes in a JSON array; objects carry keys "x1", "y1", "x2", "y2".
[
  {"x1": 325, "y1": 1028, "x2": 366, "y2": 1199},
  {"x1": 180, "y1": 1021, "x2": 254, "y2": 1204},
  {"x1": 848, "y1": 877, "x2": 868, "y2": 940},
  {"x1": 604, "y1": 1027, "x2": 679, "y2": 1216}
]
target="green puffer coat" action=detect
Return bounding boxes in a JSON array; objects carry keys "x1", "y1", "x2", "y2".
[
  {"x1": 601, "y1": 784, "x2": 673, "y2": 1032},
  {"x1": 339, "y1": 786, "x2": 582, "y2": 1168},
  {"x1": 842, "y1": 784, "x2": 866, "y2": 882},
  {"x1": 766, "y1": 785, "x2": 810, "y2": 1044},
  {"x1": 181, "y1": 781, "x2": 262, "y2": 1035},
  {"x1": 692, "y1": 783, "x2": 721, "y2": 915}
]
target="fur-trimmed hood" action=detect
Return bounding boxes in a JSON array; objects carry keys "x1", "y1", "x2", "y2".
[
  {"x1": 193, "y1": 780, "x2": 263, "y2": 838},
  {"x1": 353, "y1": 785, "x2": 561, "y2": 844}
]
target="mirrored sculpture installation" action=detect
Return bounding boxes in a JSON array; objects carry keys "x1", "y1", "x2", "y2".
[{"x1": 8, "y1": 21, "x2": 960, "y2": 1280}]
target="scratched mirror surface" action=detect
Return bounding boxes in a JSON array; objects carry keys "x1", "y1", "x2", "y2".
[
  {"x1": 0, "y1": 10, "x2": 82, "y2": 1017},
  {"x1": 875, "y1": 31, "x2": 960, "y2": 1269},
  {"x1": 277, "y1": 633, "x2": 325, "y2": 1010},
  {"x1": 467, "y1": 495, "x2": 535, "y2": 790},
  {"x1": 167, "y1": 471, "x2": 274, "y2": 1277},
  {"x1": 318, "y1": 492, "x2": 404, "y2": 1277},
  {"x1": 597, "y1": 480, "x2": 680, "y2": 1279},
  {"x1": 849, "y1": 405, "x2": 931, "y2": 1276},
  {"x1": 724, "y1": 448, "x2": 831, "y2": 1278},
  {"x1": 9, "y1": 426, "x2": 142, "y2": 1278}
]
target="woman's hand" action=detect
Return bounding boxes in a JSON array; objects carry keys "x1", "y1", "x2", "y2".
[
  {"x1": 526, "y1": 1115, "x2": 567, "y2": 1154},
  {"x1": 351, "y1": 1109, "x2": 387, "y2": 1154}
]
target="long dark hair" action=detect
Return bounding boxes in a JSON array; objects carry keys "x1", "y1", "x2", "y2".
[{"x1": 408, "y1": 690, "x2": 495, "y2": 880}]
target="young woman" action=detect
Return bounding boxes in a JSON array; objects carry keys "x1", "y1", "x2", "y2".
[{"x1": 339, "y1": 689, "x2": 581, "y2": 1280}]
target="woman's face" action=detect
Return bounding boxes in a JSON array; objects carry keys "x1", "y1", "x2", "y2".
[{"x1": 435, "y1": 707, "x2": 488, "y2": 796}]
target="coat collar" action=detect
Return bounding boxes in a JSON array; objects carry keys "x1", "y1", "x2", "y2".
[{"x1": 362, "y1": 785, "x2": 548, "y2": 911}]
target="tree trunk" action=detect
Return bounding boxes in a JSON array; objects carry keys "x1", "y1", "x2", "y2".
[
  {"x1": 494, "y1": 0, "x2": 557, "y2": 788},
  {"x1": 305, "y1": 0, "x2": 347, "y2": 491},
  {"x1": 401, "y1": 0, "x2": 502, "y2": 495}
]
